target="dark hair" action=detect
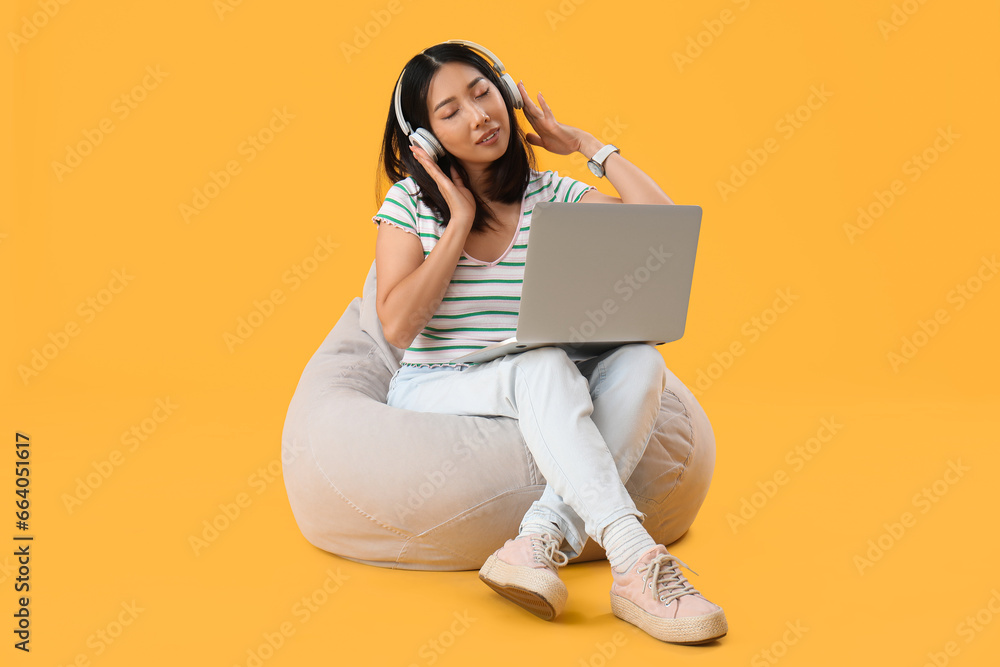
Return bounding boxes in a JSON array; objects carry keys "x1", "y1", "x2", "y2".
[{"x1": 374, "y1": 43, "x2": 537, "y2": 234}]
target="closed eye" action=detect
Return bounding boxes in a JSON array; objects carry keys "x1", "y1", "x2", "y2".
[{"x1": 444, "y1": 90, "x2": 490, "y2": 120}]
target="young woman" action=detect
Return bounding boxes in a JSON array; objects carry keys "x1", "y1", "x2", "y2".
[{"x1": 371, "y1": 41, "x2": 727, "y2": 645}]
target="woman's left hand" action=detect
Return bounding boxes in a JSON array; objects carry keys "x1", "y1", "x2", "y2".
[{"x1": 517, "y1": 81, "x2": 584, "y2": 156}]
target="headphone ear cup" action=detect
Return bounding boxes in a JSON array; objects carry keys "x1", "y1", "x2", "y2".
[
  {"x1": 499, "y1": 73, "x2": 523, "y2": 109},
  {"x1": 411, "y1": 128, "x2": 445, "y2": 162}
]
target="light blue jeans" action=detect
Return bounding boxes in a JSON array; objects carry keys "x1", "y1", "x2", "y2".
[{"x1": 385, "y1": 343, "x2": 668, "y2": 561}]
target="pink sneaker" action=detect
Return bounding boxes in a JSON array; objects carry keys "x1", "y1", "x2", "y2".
[
  {"x1": 478, "y1": 533, "x2": 569, "y2": 620},
  {"x1": 610, "y1": 545, "x2": 728, "y2": 644}
]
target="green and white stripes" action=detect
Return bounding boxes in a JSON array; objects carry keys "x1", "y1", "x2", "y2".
[{"x1": 371, "y1": 169, "x2": 595, "y2": 366}]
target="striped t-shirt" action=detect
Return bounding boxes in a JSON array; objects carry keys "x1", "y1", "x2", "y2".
[{"x1": 371, "y1": 169, "x2": 595, "y2": 367}]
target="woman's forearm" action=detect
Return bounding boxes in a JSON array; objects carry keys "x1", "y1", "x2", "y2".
[{"x1": 576, "y1": 131, "x2": 674, "y2": 205}]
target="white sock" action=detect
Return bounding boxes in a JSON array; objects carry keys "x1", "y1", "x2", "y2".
[
  {"x1": 602, "y1": 514, "x2": 657, "y2": 573},
  {"x1": 519, "y1": 519, "x2": 564, "y2": 544}
]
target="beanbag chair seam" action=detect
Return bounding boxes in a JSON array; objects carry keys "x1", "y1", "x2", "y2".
[
  {"x1": 397, "y1": 538, "x2": 470, "y2": 567},
  {"x1": 398, "y1": 486, "x2": 549, "y2": 566},
  {"x1": 304, "y1": 431, "x2": 413, "y2": 541},
  {"x1": 404, "y1": 484, "x2": 546, "y2": 540}
]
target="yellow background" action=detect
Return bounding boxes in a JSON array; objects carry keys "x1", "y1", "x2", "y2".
[{"x1": 4, "y1": 0, "x2": 999, "y2": 664}]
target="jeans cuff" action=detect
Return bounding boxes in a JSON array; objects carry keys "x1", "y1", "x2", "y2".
[{"x1": 520, "y1": 507, "x2": 585, "y2": 559}]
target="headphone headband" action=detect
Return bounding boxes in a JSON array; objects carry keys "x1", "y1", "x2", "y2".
[
  {"x1": 393, "y1": 70, "x2": 412, "y2": 135},
  {"x1": 393, "y1": 40, "x2": 521, "y2": 162},
  {"x1": 440, "y1": 39, "x2": 508, "y2": 76}
]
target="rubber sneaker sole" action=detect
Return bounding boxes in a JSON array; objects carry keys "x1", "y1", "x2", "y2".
[
  {"x1": 610, "y1": 592, "x2": 728, "y2": 644},
  {"x1": 478, "y1": 552, "x2": 567, "y2": 621}
]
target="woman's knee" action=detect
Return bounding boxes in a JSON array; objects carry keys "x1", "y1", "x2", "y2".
[
  {"x1": 507, "y1": 345, "x2": 574, "y2": 368},
  {"x1": 606, "y1": 343, "x2": 667, "y2": 392},
  {"x1": 505, "y1": 346, "x2": 589, "y2": 389}
]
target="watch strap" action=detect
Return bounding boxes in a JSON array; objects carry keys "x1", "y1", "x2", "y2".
[{"x1": 590, "y1": 144, "x2": 619, "y2": 165}]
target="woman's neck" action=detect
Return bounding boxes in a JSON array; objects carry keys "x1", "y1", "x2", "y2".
[
  {"x1": 463, "y1": 164, "x2": 493, "y2": 201},
  {"x1": 463, "y1": 163, "x2": 529, "y2": 208}
]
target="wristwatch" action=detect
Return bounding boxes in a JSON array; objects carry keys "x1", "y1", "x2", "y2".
[{"x1": 587, "y1": 144, "x2": 620, "y2": 178}]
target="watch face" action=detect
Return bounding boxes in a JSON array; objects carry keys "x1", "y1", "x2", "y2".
[{"x1": 588, "y1": 161, "x2": 602, "y2": 177}]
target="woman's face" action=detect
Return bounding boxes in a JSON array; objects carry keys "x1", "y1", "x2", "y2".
[{"x1": 425, "y1": 61, "x2": 509, "y2": 168}]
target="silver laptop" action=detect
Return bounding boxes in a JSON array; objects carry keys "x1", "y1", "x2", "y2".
[{"x1": 450, "y1": 201, "x2": 702, "y2": 364}]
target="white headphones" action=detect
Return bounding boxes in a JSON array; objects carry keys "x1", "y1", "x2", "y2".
[{"x1": 393, "y1": 40, "x2": 524, "y2": 163}]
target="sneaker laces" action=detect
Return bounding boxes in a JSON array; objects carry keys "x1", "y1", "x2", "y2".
[
  {"x1": 639, "y1": 552, "x2": 701, "y2": 607},
  {"x1": 529, "y1": 534, "x2": 569, "y2": 570}
]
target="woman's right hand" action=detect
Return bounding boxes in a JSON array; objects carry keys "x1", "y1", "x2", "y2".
[{"x1": 409, "y1": 144, "x2": 475, "y2": 232}]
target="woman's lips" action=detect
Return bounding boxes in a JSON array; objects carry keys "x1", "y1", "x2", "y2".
[{"x1": 478, "y1": 128, "x2": 500, "y2": 145}]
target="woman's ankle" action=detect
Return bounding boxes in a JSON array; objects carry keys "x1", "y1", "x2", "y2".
[{"x1": 519, "y1": 520, "x2": 564, "y2": 544}]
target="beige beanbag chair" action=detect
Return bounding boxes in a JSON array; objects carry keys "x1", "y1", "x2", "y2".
[{"x1": 281, "y1": 260, "x2": 717, "y2": 571}]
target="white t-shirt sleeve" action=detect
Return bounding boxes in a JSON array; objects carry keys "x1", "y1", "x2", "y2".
[
  {"x1": 372, "y1": 181, "x2": 420, "y2": 238},
  {"x1": 550, "y1": 172, "x2": 596, "y2": 203}
]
